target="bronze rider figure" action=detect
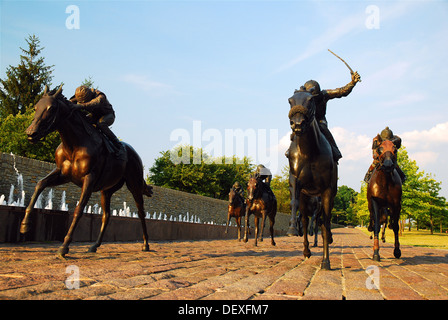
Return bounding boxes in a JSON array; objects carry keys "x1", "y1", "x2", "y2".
[
  {"x1": 70, "y1": 86, "x2": 122, "y2": 154},
  {"x1": 364, "y1": 126, "x2": 406, "y2": 184}
]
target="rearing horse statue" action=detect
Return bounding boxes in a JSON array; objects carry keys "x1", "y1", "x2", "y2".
[
  {"x1": 21, "y1": 86, "x2": 153, "y2": 257},
  {"x1": 286, "y1": 88, "x2": 338, "y2": 270}
]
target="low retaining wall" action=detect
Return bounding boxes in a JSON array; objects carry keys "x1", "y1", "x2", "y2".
[
  {"x1": 0, "y1": 152, "x2": 291, "y2": 233},
  {"x1": 0, "y1": 205, "x2": 283, "y2": 243}
]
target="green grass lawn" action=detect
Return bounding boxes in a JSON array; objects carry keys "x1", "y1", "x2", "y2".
[{"x1": 357, "y1": 227, "x2": 448, "y2": 250}]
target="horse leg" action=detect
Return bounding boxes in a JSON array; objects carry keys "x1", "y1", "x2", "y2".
[
  {"x1": 302, "y1": 213, "x2": 311, "y2": 258},
  {"x1": 58, "y1": 174, "x2": 94, "y2": 257},
  {"x1": 313, "y1": 214, "x2": 319, "y2": 247},
  {"x1": 20, "y1": 168, "x2": 67, "y2": 234},
  {"x1": 89, "y1": 181, "x2": 124, "y2": 253},
  {"x1": 392, "y1": 206, "x2": 401, "y2": 259},
  {"x1": 371, "y1": 199, "x2": 381, "y2": 261},
  {"x1": 320, "y1": 193, "x2": 333, "y2": 270},
  {"x1": 225, "y1": 210, "x2": 231, "y2": 234},
  {"x1": 243, "y1": 205, "x2": 250, "y2": 243},
  {"x1": 269, "y1": 210, "x2": 276, "y2": 246},
  {"x1": 259, "y1": 210, "x2": 266, "y2": 243},
  {"x1": 254, "y1": 215, "x2": 259, "y2": 246},
  {"x1": 236, "y1": 216, "x2": 242, "y2": 242},
  {"x1": 131, "y1": 189, "x2": 150, "y2": 252},
  {"x1": 287, "y1": 175, "x2": 300, "y2": 236}
]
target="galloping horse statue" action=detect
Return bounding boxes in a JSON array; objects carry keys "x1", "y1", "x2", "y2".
[
  {"x1": 243, "y1": 176, "x2": 277, "y2": 246},
  {"x1": 286, "y1": 88, "x2": 338, "y2": 270},
  {"x1": 367, "y1": 139, "x2": 402, "y2": 261},
  {"x1": 225, "y1": 187, "x2": 246, "y2": 241},
  {"x1": 21, "y1": 86, "x2": 153, "y2": 257}
]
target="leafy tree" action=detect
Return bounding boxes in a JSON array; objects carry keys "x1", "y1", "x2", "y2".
[
  {"x1": 332, "y1": 185, "x2": 357, "y2": 225},
  {"x1": 0, "y1": 35, "x2": 54, "y2": 117},
  {"x1": 270, "y1": 165, "x2": 290, "y2": 213},
  {"x1": 0, "y1": 109, "x2": 60, "y2": 162},
  {"x1": 147, "y1": 145, "x2": 254, "y2": 200}
]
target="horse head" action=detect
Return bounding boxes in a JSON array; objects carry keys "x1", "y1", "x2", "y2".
[
  {"x1": 377, "y1": 140, "x2": 397, "y2": 173},
  {"x1": 247, "y1": 176, "x2": 261, "y2": 202},
  {"x1": 229, "y1": 188, "x2": 238, "y2": 206},
  {"x1": 26, "y1": 85, "x2": 64, "y2": 143},
  {"x1": 288, "y1": 89, "x2": 316, "y2": 136}
]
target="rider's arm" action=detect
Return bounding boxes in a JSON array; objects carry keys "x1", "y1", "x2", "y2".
[{"x1": 324, "y1": 72, "x2": 360, "y2": 100}]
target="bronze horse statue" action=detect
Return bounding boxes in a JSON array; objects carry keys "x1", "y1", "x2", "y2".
[
  {"x1": 367, "y1": 139, "x2": 402, "y2": 261},
  {"x1": 286, "y1": 89, "x2": 338, "y2": 270},
  {"x1": 243, "y1": 176, "x2": 277, "y2": 246},
  {"x1": 21, "y1": 86, "x2": 153, "y2": 257},
  {"x1": 225, "y1": 187, "x2": 246, "y2": 241}
]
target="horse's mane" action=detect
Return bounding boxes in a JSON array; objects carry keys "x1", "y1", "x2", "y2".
[{"x1": 47, "y1": 88, "x2": 96, "y2": 136}]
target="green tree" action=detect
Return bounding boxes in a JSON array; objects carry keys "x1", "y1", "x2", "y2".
[
  {"x1": 0, "y1": 35, "x2": 59, "y2": 162},
  {"x1": 0, "y1": 35, "x2": 54, "y2": 117},
  {"x1": 270, "y1": 165, "x2": 290, "y2": 213},
  {"x1": 332, "y1": 185, "x2": 357, "y2": 225},
  {"x1": 0, "y1": 109, "x2": 60, "y2": 162},
  {"x1": 147, "y1": 145, "x2": 254, "y2": 200},
  {"x1": 351, "y1": 182, "x2": 370, "y2": 227}
]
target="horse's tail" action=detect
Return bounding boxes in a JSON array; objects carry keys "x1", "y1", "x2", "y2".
[{"x1": 143, "y1": 183, "x2": 153, "y2": 197}]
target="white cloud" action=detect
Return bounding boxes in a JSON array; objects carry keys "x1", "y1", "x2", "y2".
[{"x1": 332, "y1": 126, "x2": 371, "y2": 162}]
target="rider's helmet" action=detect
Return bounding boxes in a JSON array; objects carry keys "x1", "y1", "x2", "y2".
[
  {"x1": 302, "y1": 80, "x2": 321, "y2": 95},
  {"x1": 233, "y1": 181, "x2": 241, "y2": 189},
  {"x1": 74, "y1": 86, "x2": 94, "y2": 103},
  {"x1": 380, "y1": 127, "x2": 394, "y2": 141}
]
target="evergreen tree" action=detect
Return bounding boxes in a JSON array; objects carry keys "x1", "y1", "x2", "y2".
[{"x1": 0, "y1": 34, "x2": 54, "y2": 117}]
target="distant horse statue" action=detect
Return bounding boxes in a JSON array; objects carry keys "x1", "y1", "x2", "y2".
[
  {"x1": 286, "y1": 89, "x2": 338, "y2": 270},
  {"x1": 21, "y1": 86, "x2": 153, "y2": 257},
  {"x1": 243, "y1": 176, "x2": 277, "y2": 246},
  {"x1": 367, "y1": 139, "x2": 402, "y2": 261},
  {"x1": 225, "y1": 187, "x2": 246, "y2": 241}
]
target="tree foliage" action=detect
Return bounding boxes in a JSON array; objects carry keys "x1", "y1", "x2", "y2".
[
  {"x1": 147, "y1": 145, "x2": 255, "y2": 200},
  {"x1": 0, "y1": 35, "x2": 54, "y2": 117},
  {"x1": 0, "y1": 109, "x2": 60, "y2": 162},
  {"x1": 0, "y1": 35, "x2": 60, "y2": 162},
  {"x1": 270, "y1": 165, "x2": 290, "y2": 213}
]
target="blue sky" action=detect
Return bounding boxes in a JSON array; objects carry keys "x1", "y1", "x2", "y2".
[{"x1": 1, "y1": 0, "x2": 448, "y2": 197}]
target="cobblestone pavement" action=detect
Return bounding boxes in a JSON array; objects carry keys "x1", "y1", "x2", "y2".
[{"x1": 1, "y1": 228, "x2": 447, "y2": 301}]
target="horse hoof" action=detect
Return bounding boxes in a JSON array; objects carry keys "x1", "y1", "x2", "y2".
[
  {"x1": 394, "y1": 248, "x2": 401, "y2": 259},
  {"x1": 142, "y1": 244, "x2": 150, "y2": 252},
  {"x1": 88, "y1": 245, "x2": 98, "y2": 253},
  {"x1": 373, "y1": 254, "x2": 381, "y2": 262},
  {"x1": 321, "y1": 260, "x2": 331, "y2": 270},
  {"x1": 58, "y1": 246, "x2": 69, "y2": 258},
  {"x1": 286, "y1": 226, "x2": 299, "y2": 237},
  {"x1": 271, "y1": 241, "x2": 276, "y2": 246},
  {"x1": 20, "y1": 223, "x2": 30, "y2": 234},
  {"x1": 303, "y1": 250, "x2": 311, "y2": 259}
]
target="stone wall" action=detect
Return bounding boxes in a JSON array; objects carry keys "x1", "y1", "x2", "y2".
[{"x1": 0, "y1": 152, "x2": 290, "y2": 232}]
